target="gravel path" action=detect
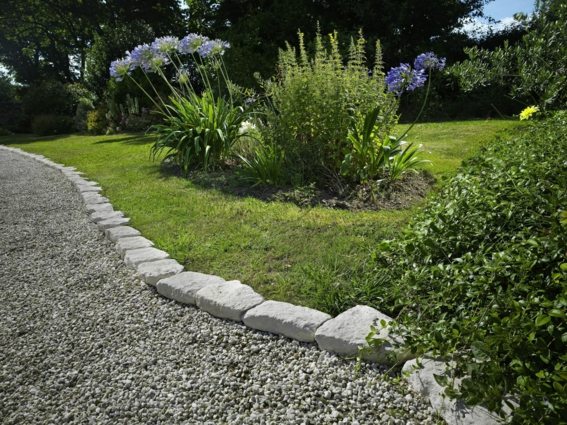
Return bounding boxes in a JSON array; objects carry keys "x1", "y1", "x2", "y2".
[{"x1": 0, "y1": 149, "x2": 437, "y2": 425}]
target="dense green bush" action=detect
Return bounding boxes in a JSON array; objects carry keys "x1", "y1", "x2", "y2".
[
  {"x1": 86, "y1": 108, "x2": 108, "y2": 135},
  {"x1": 31, "y1": 114, "x2": 74, "y2": 136},
  {"x1": 22, "y1": 81, "x2": 74, "y2": 118},
  {"x1": 362, "y1": 113, "x2": 566, "y2": 423},
  {"x1": 259, "y1": 31, "x2": 397, "y2": 184},
  {"x1": 0, "y1": 127, "x2": 14, "y2": 136}
]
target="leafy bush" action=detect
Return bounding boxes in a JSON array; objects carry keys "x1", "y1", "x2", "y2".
[
  {"x1": 150, "y1": 91, "x2": 246, "y2": 172},
  {"x1": 366, "y1": 113, "x2": 567, "y2": 423},
  {"x1": 86, "y1": 108, "x2": 108, "y2": 134},
  {"x1": 31, "y1": 114, "x2": 74, "y2": 136},
  {"x1": 238, "y1": 142, "x2": 285, "y2": 186},
  {"x1": 0, "y1": 127, "x2": 14, "y2": 136},
  {"x1": 260, "y1": 31, "x2": 398, "y2": 184},
  {"x1": 74, "y1": 98, "x2": 94, "y2": 132},
  {"x1": 22, "y1": 81, "x2": 74, "y2": 118}
]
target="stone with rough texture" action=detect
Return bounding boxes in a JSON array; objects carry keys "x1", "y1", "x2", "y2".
[
  {"x1": 137, "y1": 259, "x2": 184, "y2": 286},
  {"x1": 243, "y1": 301, "x2": 331, "y2": 342},
  {"x1": 81, "y1": 192, "x2": 108, "y2": 204},
  {"x1": 314, "y1": 305, "x2": 407, "y2": 363},
  {"x1": 115, "y1": 236, "x2": 154, "y2": 256},
  {"x1": 90, "y1": 210, "x2": 123, "y2": 223},
  {"x1": 85, "y1": 203, "x2": 113, "y2": 214},
  {"x1": 195, "y1": 281, "x2": 264, "y2": 322},
  {"x1": 105, "y1": 226, "x2": 141, "y2": 242},
  {"x1": 96, "y1": 216, "x2": 130, "y2": 230},
  {"x1": 156, "y1": 272, "x2": 226, "y2": 305},
  {"x1": 77, "y1": 185, "x2": 102, "y2": 193},
  {"x1": 403, "y1": 358, "x2": 502, "y2": 425},
  {"x1": 124, "y1": 247, "x2": 169, "y2": 267}
]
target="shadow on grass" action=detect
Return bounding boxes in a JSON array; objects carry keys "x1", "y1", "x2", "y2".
[
  {"x1": 93, "y1": 133, "x2": 154, "y2": 145},
  {"x1": 0, "y1": 133, "x2": 74, "y2": 145},
  {"x1": 151, "y1": 159, "x2": 434, "y2": 212}
]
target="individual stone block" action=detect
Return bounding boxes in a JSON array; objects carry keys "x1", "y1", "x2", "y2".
[
  {"x1": 90, "y1": 210, "x2": 124, "y2": 223},
  {"x1": 195, "y1": 281, "x2": 264, "y2": 322},
  {"x1": 243, "y1": 300, "x2": 331, "y2": 342},
  {"x1": 124, "y1": 247, "x2": 169, "y2": 267},
  {"x1": 86, "y1": 203, "x2": 113, "y2": 214},
  {"x1": 137, "y1": 259, "x2": 184, "y2": 286},
  {"x1": 81, "y1": 192, "x2": 108, "y2": 204},
  {"x1": 115, "y1": 236, "x2": 154, "y2": 256},
  {"x1": 77, "y1": 184, "x2": 102, "y2": 193},
  {"x1": 156, "y1": 272, "x2": 226, "y2": 305},
  {"x1": 402, "y1": 358, "x2": 501, "y2": 425},
  {"x1": 105, "y1": 226, "x2": 141, "y2": 242},
  {"x1": 96, "y1": 216, "x2": 130, "y2": 230},
  {"x1": 314, "y1": 305, "x2": 406, "y2": 363}
]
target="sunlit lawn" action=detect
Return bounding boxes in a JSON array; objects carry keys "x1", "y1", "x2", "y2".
[{"x1": 1, "y1": 119, "x2": 519, "y2": 310}]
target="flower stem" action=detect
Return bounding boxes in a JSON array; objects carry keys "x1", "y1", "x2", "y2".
[{"x1": 396, "y1": 69, "x2": 432, "y2": 142}]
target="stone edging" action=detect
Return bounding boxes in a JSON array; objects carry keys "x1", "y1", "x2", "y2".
[{"x1": 0, "y1": 145, "x2": 503, "y2": 425}]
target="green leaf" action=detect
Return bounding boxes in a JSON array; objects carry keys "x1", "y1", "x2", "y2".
[{"x1": 535, "y1": 315, "x2": 551, "y2": 327}]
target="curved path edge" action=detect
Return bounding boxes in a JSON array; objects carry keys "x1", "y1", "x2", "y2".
[{"x1": 0, "y1": 145, "x2": 504, "y2": 425}]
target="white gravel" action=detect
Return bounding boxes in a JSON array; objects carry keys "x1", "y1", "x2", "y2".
[{"x1": 0, "y1": 148, "x2": 439, "y2": 424}]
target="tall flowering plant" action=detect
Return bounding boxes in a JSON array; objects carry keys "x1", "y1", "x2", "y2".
[
  {"x1": 341, "y1": 52, "x2": 445, "y2": 182},
  {"x1": 109, "y1": 34, "x2": 249, "y2": 172}
]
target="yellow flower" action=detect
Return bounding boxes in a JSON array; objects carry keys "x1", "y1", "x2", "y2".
[{"x1": 519, "y1": 105, "x2": 539, "y2": 121}]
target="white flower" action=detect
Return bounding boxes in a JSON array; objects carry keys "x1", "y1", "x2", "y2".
[{"x1": 239, "y1": 121, "x2": 257, "y2": 135}]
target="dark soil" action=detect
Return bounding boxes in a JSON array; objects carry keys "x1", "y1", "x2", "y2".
[{"x1": 162, "y1": 162, "x2": 435, "y2": 211}]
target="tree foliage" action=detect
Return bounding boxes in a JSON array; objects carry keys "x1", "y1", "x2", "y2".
[
  {"x1": 196, "y1": 0, "x2": 489, "y2": 85},
  {"x1": 0, "y1": 0, "x2": 188, "y2": 86},
  {"x1": 449, "y1": 0, "x2": 567, "y2": 110}
]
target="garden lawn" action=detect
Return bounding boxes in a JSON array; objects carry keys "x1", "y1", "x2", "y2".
[{"x1": 1, "y1": 120, "x2": 519, "y2": 311}]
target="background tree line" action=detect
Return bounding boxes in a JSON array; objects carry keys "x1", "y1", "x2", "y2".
[{"x1": 0, "y1": 0, "x2": 535, "y2": 133}]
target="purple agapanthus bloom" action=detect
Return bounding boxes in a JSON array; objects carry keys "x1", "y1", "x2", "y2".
[
  {"x1": 197, "y1": 39, "x2": 230, "y2": 58},
  {"x1": 109, "y1": 57, "x2": 131, "y2": 81},
  {"x1": 151, "y1": 36, "x2": 179, "y2": 55},
  {"x1": 178, "y1": 33, "x2": 209, "y2": 54},
  {"x1": 414, "y1": 52, "x2": 446, "y2": 72},
  {"x1": 129, "y1": 43, "x2": 168, "y2": 72},
  {"x1": 386, "y1": 64, "x2": 427, "y2": 96}
]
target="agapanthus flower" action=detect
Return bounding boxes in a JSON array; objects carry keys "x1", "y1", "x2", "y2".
[
  {"x1": 386, "y1": 64, "x2": 427, "y2": 96},
  {"x1": 151, "y1": 36, "x2": 179, "y2": 55},
  {"x1": 198, "y1": 39, "x2": 230, "y2": 58},
  {"x1": 178, "y1": 33, "x2": 209, "y2": 54},
  {"x1": 174, "y1": 68, "x2": 191, "y2": 85},
  {"x1": 129, "y1": 43, "x2": 168, "y2": 72},
  {"x1": 109, "y1": 57, "x2": 131, "y2": 81},
  {"x1": 414, "y1": 52, "x2": 446, "y2": 72}
]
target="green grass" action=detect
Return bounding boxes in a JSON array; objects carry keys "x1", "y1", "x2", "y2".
[{"x1": 1, "y1": 120, "x2": 519, "y2": 311}]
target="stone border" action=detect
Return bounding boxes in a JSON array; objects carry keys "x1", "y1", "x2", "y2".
[{"x1": 0, "y1": 145, "x2": 503, "y2": 425}]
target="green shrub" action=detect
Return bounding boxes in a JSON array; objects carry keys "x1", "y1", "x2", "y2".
[
  {"x1": 366, "y1": 113, "x2": 567, "y2": 423},
  {"x1": 31, "y1": 114, "x2": 74, "y2": 136},
  {"x1": 22, "y1": 81, "x2": 74, "y2": 117},
  {"x1": 150, "y1": 91, "x2": 247, "y2": 173},
  {"x1": 86, "y1": 108, "x2": 108, "y2": 134},
  {"x1": 238, "y1": 142, "x2": 286, "y2": 186},
  {"x1": 74, "y1": 98, "x2": 95, "y2": 132},
  {"x1": 0, "y1": 127, "x2": 14, "y2": 136},
  {"x1": 260, "y1": 31, "x2": 397, "y2": 184}
]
